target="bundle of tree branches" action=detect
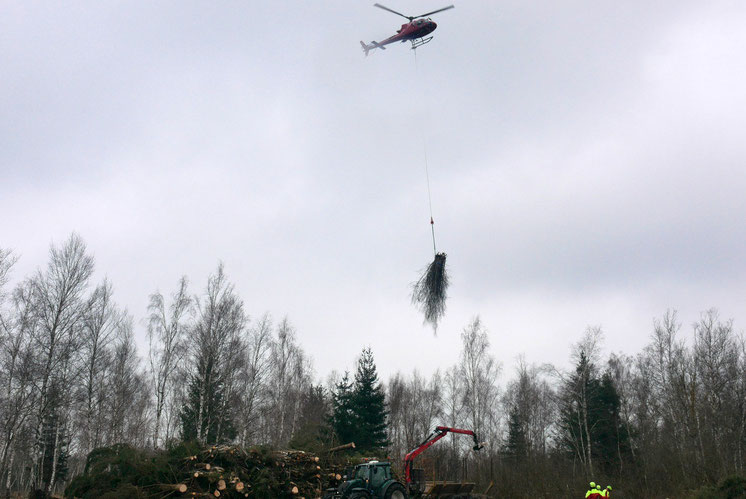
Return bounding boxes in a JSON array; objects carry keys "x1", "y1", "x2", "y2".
[{"x1": 411, "y1": 252, "x2": 449, "y2": 332}]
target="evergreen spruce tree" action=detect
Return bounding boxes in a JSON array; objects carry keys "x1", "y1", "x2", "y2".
[
  {"x1": 180, "y1": 356, "x2": 236, "y2": 444},
  {"x1": 594, "y1": 370, "x2": 630, "y2": 473},
  {"x1": 558, "y1": 351, "x2": 601, "y2": 468},
  {"x1": 351, "y1": 348, "x2": 388, "y2": 452},
  {"x1": 330, "y1": 372, "x2": 356, "y2": 446},
  {"x1": 503, "y1": 404, "x2": 529, "y2": 462},
  {"x1": 558, "y1": 352, "x2": 630, "y2": 474},
  {"x1": 289, "y1": 385, "x2": 333, "y2": 453}
]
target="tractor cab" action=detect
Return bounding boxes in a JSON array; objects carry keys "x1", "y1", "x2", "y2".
[{"x1": 323, "y1": 461, "x2": 407, "y2": 499}]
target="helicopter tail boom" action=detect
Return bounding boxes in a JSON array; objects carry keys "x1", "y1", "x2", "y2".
[{"x1": 360, "y1": 40, "x2": 386, "y2": 56}]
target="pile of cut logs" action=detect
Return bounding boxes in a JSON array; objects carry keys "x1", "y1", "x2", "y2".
[{"x1": 170, "y1": 445, "x2": 326, "y2": 498}]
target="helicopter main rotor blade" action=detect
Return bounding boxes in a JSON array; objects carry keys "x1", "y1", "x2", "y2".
[
  {"x1": 414, "y1": 5, "x2": 455, "y2": 18},
  {"x1": 373, "y1": 3, "x2": 412, "y2": 21}
]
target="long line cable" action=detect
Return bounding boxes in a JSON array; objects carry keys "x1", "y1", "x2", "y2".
[{"x1": 414, "y1": 47, "x2": 438, "y2": 257}]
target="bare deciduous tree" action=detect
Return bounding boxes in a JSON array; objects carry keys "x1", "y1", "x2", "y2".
[
  {"x1": 0, "y1": 280, "x2": 37, "y2": 493},
  {"x1": 78, "y1": 280, "x2": 119, "y2": 454},
  {"x1": 27, "y1": 234, "x2": 94, "y2": 492},
  {"x1": 266, "y1": 318, "x2": 311, "y2": 447},
  {"x1": 182, "y1": 264, "x2": 247, "y2": 444},
  {"x1": 237, "y1": 313, "x2": 273, "y2": 446},
  {"x1": 147, "y1": 276, "x2": 191, "y2": 448},
  {"x1": 459, "y1": 317, "x2": 501, "y2": 446}
]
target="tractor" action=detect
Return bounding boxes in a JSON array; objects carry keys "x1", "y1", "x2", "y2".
[{"x1": 323, "y1": 426, "x2": 485, "y2": 499}]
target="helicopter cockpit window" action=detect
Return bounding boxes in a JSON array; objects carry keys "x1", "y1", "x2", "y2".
[{"x1": 416, "y1": 19, "x2": 424, "y2": 25}]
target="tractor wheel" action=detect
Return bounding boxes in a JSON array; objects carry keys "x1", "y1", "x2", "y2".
[{"x1": 384, "y1": 482, "x2": 408, "y2": 499}]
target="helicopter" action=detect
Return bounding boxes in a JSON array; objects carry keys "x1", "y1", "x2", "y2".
[{"x1": 360, "y1": 3, "x2": 454, "y2": 56}]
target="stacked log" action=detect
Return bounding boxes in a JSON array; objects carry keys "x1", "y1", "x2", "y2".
[
  {"x1": 68, "y1": 443, "x2": 336, "y2": 498},
  {"x1": 176, "y1": 446, "x2": 325, "y2": 498}
]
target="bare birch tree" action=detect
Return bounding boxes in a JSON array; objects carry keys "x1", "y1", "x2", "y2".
[
  {"x1": 266, "y1": 318, "x2": 311, "y2": 447},
  {"x1": 459, "y1": 317, "x2": 501, "y2": 447},
  {"x1": 147, "y1": 276, "x2": 191, "y2": 448},
  {"x1": 107, "y1": 315, "x2": 150, "y2": 447},
  {"x1": 78, "y1": 280, "x2": 119, "y2": 455},
  {"x1": 237, "y1": 313, "x2": 273, "y2": 446},
  {"x1": 0, "y1": 257, "x2": 37, "y2": 493},
  {"x1": 181, "y1": 264, "x2": 246, "y2": 444},
  {"x1": 27, "y1": 234, "x2": 93, "y2": 492}
]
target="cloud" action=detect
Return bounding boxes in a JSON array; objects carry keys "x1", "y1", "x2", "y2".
[{"x1": 2, "y1": 0, "x2": 745, "y2": 380}]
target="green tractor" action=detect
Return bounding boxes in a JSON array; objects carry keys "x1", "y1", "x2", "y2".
[
  {"x1": 323, "y1": 461, "x2": 407, "y2": 499},
  {"x1": 323, "y1": 426, "x2": 485, "y2": 499}
]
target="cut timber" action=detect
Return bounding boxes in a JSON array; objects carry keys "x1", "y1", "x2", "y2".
[
  {"x1": 291, "y1": 485, "x2": 299, "y2": 494},
  {"x1": 157, "y1": 484, "x2": 188, "y2": 493},
  {"x1": 217, "y1": 480, "x2": 226, "y2": 491},
  {"x1": 484, "y1": 481, "x2": 494, "y2": 494},
  {"x1": 235, "y1": 482, "x2": 244, "y2": 492},
  {"x1": 328, "y1": 442, "x2": 355, "y2": 452}
]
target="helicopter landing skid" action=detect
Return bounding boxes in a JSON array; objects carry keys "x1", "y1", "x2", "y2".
[{"x1": 410, "y1": 36, "x2": 434, "y2": 50}]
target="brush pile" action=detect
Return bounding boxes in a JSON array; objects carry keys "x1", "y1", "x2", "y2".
[{"x1": 66, "y1": 443, "x2": 328, "y2": 498}]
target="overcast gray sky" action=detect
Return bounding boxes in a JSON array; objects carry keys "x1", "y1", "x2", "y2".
[{"x1": 2, "y1": 0, "x2": 745, "y2": 381}]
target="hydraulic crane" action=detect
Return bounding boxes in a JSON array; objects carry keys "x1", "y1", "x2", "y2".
[{"x1": 404, "y1": 426, "x2": 485, "y2": 491}]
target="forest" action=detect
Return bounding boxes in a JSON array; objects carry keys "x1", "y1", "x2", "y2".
[{"x1": 1, "y1": 234, "x2": 745, "y2": 498}]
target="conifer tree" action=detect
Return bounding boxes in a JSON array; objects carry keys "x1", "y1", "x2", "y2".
[
  {"x1": 558, "y1": 351, "x2": 601, "y2": 471},
  {"x1": 351, "y1": 348, "x2": 388, "y2": 452},
  {"x1": 558, "y1": 350, "x2": 629, "y2": 474},
  {"x1": 503, "y1": 404, "x2": 528, "y2": 462},
  {"x1": 330, "y1": 372, "x2": 355, "y2": 445},
  {"x1": 289, "y1": 385, "x2": 332, "y2": 452},
  {"x1": 180, "y1": 358, "x2": 236, "y2": 444},
  {"x1": 594, "y1": 370, "x2": 630, "y2": 473}
]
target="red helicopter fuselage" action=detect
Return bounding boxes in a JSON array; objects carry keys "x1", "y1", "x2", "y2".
[
  {"x1": 360, "y1": 18, "x2": 437, "y2": 55},
  {"x1": 383, "y1": 18, "x2": 438, "y2": 45}
]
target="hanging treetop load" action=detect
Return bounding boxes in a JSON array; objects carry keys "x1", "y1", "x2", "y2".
[{"x1": 412, "y1": 251, "x2": 449, "y2": 332}]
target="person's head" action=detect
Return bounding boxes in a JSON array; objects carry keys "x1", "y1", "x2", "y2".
[
  {"x1": 606, "y1": 485, "x2": 612, "y2": 491},
  {"x1": 596, "y1": 484, "x2": 602, "y2": 490},
  {"x1": 590, "y1": 482, "x2": 596, "y2": 488}
]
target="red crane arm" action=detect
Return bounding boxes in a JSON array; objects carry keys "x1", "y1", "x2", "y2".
[{"x1": 403, "y1": 426, "x2": 483, "y2": 484}]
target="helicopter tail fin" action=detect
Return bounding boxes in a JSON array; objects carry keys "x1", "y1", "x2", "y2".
[
  {"x1": 360, "y1": 40, "x2": 386, "y2": 56},
  {"x1": 360, "y1": 41, "x2": 372, "y2": 56}
]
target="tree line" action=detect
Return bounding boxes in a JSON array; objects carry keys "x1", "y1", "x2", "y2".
[{"x1": 1, "y1": 235, "x2": 745, "y2": 498}]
